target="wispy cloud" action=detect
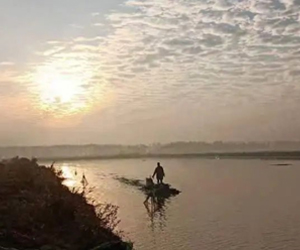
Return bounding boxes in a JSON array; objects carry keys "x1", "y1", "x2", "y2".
[
  {"x1": 85, "y1": 0, "x2": 300, "y2": 108},
  {"x1": 0, "y1": 62, "x2": 15, "y2": 66}
]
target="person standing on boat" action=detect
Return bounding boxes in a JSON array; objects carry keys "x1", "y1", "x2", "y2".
[{"x1": 152, "y1": 162, "x2": 165, "y2": 184}]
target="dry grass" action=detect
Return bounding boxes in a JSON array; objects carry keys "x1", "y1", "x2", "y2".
[{"x1": 0, "y1": 157, "x2": 130, "y2": 250}]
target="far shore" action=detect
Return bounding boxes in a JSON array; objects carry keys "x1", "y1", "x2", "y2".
[{"x1": 38, "y1": 151, "x2": 300, "y2": 162}]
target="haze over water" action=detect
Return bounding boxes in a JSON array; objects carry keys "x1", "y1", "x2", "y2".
[{"x1": 57, "y1": 158, "x2": 300, "y2": 250}]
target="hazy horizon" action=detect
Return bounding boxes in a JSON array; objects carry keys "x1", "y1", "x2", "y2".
[
  {"x1": 1, "y1": 0, "x2": 300, "y2": 146},
  {"x1": 2, "y1": 141, "x2": 300, "y2": 161},
  {"x1": 2, "y1": 140, "x2": 300, "y2": 148}
]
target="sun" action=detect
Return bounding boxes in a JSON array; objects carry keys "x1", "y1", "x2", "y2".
[
  {"x1": 29, "y1": 56, "x2": 111, "y2": 120},
  {"x1": 40, "y1": 74, "x2": 83, "y2": 104},
  {"x1": 32, "y1": 59, "x2": 95, "y2": 117}
]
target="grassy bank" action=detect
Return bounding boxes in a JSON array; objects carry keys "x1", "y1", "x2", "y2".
[{"x1": 0, "y1": 157, "x2": 132, "y2": 250}]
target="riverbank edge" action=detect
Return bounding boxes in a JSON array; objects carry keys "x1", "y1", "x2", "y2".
[{"x1": 0, "y1": 157, "x2": 133, "y2": 250}]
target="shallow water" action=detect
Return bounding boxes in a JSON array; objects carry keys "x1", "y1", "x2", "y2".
[{"x1": 54, "y1": 158, "x2": 300, "y2": 250}]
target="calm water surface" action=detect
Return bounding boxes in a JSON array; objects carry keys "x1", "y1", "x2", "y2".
[{"x1": 55, "y1": 158, "x2": 300, "y2": 250}]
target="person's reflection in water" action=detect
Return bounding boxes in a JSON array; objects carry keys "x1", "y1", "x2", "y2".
[
  {"x1": 144, "y1": 177, "x2": 167, "y2": 229},
  {"x1": 144, "y1": 177, "x2": 155, "y2": 203},
  {"x1": 144, "y1": 196, "x2": 167, "y2": 230},
  {"x1": 144, "y1": 199, "x2": 155, "y2": 231},
  {"x1": 155, "y1": 196, "x2": 167, "y2": 230}
]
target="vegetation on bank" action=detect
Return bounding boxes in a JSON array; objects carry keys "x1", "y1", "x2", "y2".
[{"x1": 0, "y1": 157, "x2": 132, "y2": 250}]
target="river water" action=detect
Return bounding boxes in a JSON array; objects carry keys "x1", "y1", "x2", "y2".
[{"x1": 54, "y1": 158, "x2": 300, "y2": 250}]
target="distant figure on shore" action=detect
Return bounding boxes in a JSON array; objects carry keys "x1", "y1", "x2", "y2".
[
  {"x1": 152, "y1": 162, "x2": 165, "y2": 184},
  {"x1": 81, "y1": 173, "x2": 88, "y2": 187},
  {"x1": 50, "y1": 161, "x2": 55, "y2": 170}
]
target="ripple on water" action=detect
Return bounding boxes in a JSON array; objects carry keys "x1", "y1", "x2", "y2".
[{"x1": 56, "y1": 159, "x2": 300, "y2": 250}]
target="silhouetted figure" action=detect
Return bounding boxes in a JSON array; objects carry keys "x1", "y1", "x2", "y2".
[
  {"x1": 50, "y1": 161, "x2": 55, "y2": 170},
  {"x1": 152, "y1": 162, "x2": 165, "y2": 184},
  {"x1": 81, "y1": 173, "x2": 88, "y2": 187}
]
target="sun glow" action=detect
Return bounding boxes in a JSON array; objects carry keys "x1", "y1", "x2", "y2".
[
  {"x1": 40, "y1": 73, "x2": 83, "y2": 104},
  {"x1": 32, "y1": 59, "x2": 97, "y2": 117}
]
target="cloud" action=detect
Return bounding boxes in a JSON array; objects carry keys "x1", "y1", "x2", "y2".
[
  {"x1": 0, "y1": 62, "x2": 15, "y2": 66},
  {"x1": 90, "y1": 0, "x2": 300, "y2": 130},
  {"x1": 93, "y1": 23, "x2": 104, "y2": 27},
  {"x1": 3, "y1": 0, "x2": 300, "y2": 144}
]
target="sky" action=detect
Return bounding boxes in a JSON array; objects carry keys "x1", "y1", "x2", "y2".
[{"x1": 1, "y1": 0, "x2": 300, "y2": 146}]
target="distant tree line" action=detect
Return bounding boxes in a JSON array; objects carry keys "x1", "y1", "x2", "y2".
[{"x1": 1, "y1": 141, "x2": 300, "y2": 159}]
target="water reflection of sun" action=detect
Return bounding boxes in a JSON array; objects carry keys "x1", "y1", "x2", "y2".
[{"x1": 61, "y1": 164, "x2": 77, "y2": 188}]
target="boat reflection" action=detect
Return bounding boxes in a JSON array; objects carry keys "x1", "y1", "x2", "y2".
[{"x1": 144, "y1": 195, "x2": 168, "y2": 230}]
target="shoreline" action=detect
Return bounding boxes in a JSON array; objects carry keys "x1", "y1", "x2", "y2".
[{"x1": 0, "y1": 157, "x2": 132, "y2": 250}]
